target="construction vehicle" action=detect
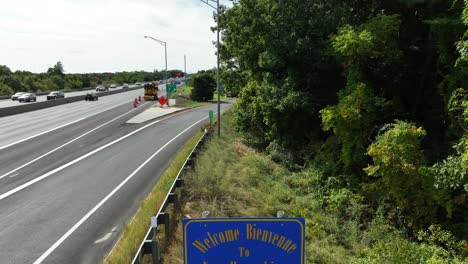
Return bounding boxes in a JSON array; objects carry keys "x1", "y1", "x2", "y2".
[{"x1": 143, "y1": 82, "x2": 159, "y2": 101}]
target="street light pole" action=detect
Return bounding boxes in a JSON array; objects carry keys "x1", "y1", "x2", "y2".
[
  {"x1": 164, "y1": 43, "x2": 168, "y2": 75},
  {"x1": 144, "y1": 35, "x2": 169, "y2": 103},
  {"x1": 200, "y1": 0, "x2": 221, "y2": 137}
]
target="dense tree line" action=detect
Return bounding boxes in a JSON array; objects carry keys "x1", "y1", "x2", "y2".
[
  {"x1": 218, "y1": 0, "x2": 467, "y2": 260},
  {"x1": 0, "y1": 62, "x2": 184, "y2": 96}
]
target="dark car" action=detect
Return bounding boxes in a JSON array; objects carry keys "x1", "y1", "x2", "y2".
[
  {"x1": 11, "y1": 92, "x2": 25, "y2": 101},
  {"x1": 84, "y1": 92, "x2": 98, "y2": 101},
  {"x1": 18, "y1": 93, "x2": 36, "y2": 102},
  {"x1": 46, "y1": 91, "x2": 65, "y2": 100}
]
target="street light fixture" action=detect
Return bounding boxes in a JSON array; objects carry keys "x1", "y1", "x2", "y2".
[{"x1": 200, "y1": 0, "x2": 221, "y2": 137}]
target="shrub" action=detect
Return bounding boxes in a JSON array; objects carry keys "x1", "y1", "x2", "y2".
[
  {"x1": 190, "y1": 71, "x2": 216, "y2": 102},
  {"x1": 364, "y1": 121, "x2": 437, "y2": 228}
]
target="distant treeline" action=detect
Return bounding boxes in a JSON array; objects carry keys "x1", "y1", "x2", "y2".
[{"x1": 0, "y1": 62, "x2": 185, "y2": 95}]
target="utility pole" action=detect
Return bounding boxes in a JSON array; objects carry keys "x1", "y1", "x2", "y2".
[
  {"x1": 200, "y1": 0, "x2": 221, "y2": 137},
  {"x1": 184, "y1": 54, "x2": 187, "y2": 77}
]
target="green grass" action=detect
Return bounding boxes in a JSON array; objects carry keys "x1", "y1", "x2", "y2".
[
  {"x1": 171, "y1": 96, "x2": 210, "y2": 108},
  {"x1": 178, "y1": 84, "x2": 193, "y2": 95},
  {"x1": 102, "y1": 131, "x2": 205, "y2": 264}
]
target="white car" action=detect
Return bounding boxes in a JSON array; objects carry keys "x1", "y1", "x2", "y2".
[
  {"x1": 95, "y1": 85, "x2": 108, "y2": 92},
  {"x1": 11, "y1": 92, "x2": 25, "y2": 101},
  {"x1": 110, "y1": 84, "x2": 117, "y2": 88},
  {"x1": 18, "y1": 93, "x2": 36, "y2": 102}
]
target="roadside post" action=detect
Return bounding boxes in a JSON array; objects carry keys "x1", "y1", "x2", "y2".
[
  {"x1": 183, "y1": 215, "x2": 306, "y2": 264},
  {"x1": 150, "y1": 216, "x2": 160, "y2": 264},
  {"x1": 209, "y1": 110, "x2": 214, "y2": 131}
]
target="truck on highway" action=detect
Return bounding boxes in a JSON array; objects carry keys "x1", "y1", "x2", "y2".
[{"x1": 143, "y1": 82, "x2": 159, "y2": 101}]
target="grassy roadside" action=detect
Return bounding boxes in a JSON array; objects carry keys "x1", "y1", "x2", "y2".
[
  {"x1": 172, "y1": 97, "x2": 209, "y2": 108},
  {"x1": 102, "y1": 130, "x2": 205, "y2": 264},
  {"x1": 178, "y1": 84, "x2": 193, "y2": 95}
]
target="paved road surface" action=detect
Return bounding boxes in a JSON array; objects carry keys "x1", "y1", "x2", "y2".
[
  {"x1": 0, "y1": 85, "x2": 142, "y2": 108},
  {"x1": 0, "y1": 93, "x2": 232, "y2": 264}
]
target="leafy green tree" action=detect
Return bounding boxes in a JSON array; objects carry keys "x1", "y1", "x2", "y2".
[
  {"x1": 0, "y1": 65, "x2": 12, "y2": 76},
  {"x1": 220, "y1": 68, "x2": 247, "y2": 97},
  {"x1": 50, "y1": 75, "x2": 64, "y2": 90},
  {"x1": 364, "y1": 121, "x2": 436, "y2": 227},
  {"x1": 33, "y1": 79, "x2": 59, "y2": 92},
  {"x1": 47, "y1": 61, "x2": 65, "y2": 76},
  {"x1": 321, "y1": 83, "x2": 392, "y2": 169},
  {"x1": 422, "y1": 88, "x2": 467, "y2": 222},
  {"x1": 221, "y1": 0, "x2": 357, "y2": 152},
  {"x1": 81, "y1": 75, "x2": 91, "y2": 88},
  {"x1": 331, "y1": 14, "x2": 401, "y2": 67},
  {"x1": 191, "y1": 71, "x2": 216, "y2": 102},
  {"x1": 0, "y1": 83, "x2": 14, "y2": 96},
  {"x1": 65, "y1": 76, "x2": 83, "y2": 90},
  {"x1": 1, "y1": 75, "x2": 23, "y2": 92},
  {"x1": 456, "y1": 1, "x2": 468, "y2": 63}
]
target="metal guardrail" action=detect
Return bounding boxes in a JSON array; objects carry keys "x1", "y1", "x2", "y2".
[{"x1": 132, "y1": 130, "x2": 210, "y2": 264}]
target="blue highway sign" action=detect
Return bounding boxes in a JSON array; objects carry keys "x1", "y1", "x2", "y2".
[{"x1": 183, "y1": 217, "x2": 305, "y2": 264}]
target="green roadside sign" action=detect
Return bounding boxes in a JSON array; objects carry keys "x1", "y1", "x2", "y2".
[
  {"x1": 209, "y1": 110, "x2": 214, "y2": 122},
  {"x1": 166, "y1": 83, "x2": 177, "y2": 93}
]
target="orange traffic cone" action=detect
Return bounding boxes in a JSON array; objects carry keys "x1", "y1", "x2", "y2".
[
  {"x1": 138, "y1": 96, "x2": 142, "y2": 101},
  {"x1": 133, "y1": 98, "x2": 138, "y2": 108}
]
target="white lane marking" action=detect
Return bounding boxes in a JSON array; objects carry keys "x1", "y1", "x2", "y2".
[
  {"x1": 94, "y1": 233, "x2": 112, "y2": 244},
  {"x1": 33, "y1": 116, "x2": 207, "y2": 264},
  {"x1": 94, "y1": 226, "x2": 117, "y2": 244},
  {"x1": 9, "y1": 173, "x2": 19, "y2": 178},
  {"x1": 0, "y1": 93, "x2": 143, "y2": 151},
  {"x1": 0, "y1": 102, "x2": 149, "y2": 180},
  {"x1": 0, "y1": 117, "x2": 162, "y2": 202}
]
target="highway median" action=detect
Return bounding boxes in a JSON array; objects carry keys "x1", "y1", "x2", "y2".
[{"x1": 0, "y1": 86, "x2": 142, "y2": 118}]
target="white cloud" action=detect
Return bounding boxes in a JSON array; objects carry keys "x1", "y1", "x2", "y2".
[{"x1": 0, "y1": 0, "x2": 227, "y2": 73}]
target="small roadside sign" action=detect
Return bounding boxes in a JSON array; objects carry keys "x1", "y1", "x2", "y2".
[
  {"x1": 158, "y1": 96, "x2": 167, "y2": 106},
  {"x1": 183, "y1": 217, "x2": 305, "y2": 264},
  {"x1": 209, "y1": 110, "x2": 214, "y2": 122},
  {"x1": 166, "y1": 83, "x2": 177, "y2": 93}
]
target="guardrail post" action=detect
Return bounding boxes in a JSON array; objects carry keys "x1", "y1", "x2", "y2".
[
  {"x1": 158, "y1": 212, "x2": 170, "y2": 240},
  {"x1": 168, "y1": 193, "x2": 180, "y2": 213},
  {"x1": 149, "y1": 216, "x2": 160, "y2": 264},
  {"x1": 150, "y1": 239, "x2": 160, "y2": 264},
  {"x1": 175, "y1": 178, "x2": 183, "y2": 188}
]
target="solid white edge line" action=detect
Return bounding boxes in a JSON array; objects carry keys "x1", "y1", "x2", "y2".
[
  {"x1": 0, "y1": 102, "x2": 148, "y2": 180},
  {"x1": 0, "y1": 118, "x2": 161, "y2": 201},
  {"x1": 33, "y1": 116, "x2": 208, "y2": 264},
  {"x1": 0, "y1": 91, "x2": 143, "y2": 151}
]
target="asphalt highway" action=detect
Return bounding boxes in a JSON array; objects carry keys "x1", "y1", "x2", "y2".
[
  {"x1": 0, "y1": 85, "x2": 142, "y2": 109},
  {"x1": 0, "y1": 90, "x2": 232, "y2": 264}
]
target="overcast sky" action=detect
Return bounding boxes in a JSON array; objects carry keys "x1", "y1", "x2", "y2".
[{"x1": 0, "y1": 0, "x2": 229, "y2": 73}]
